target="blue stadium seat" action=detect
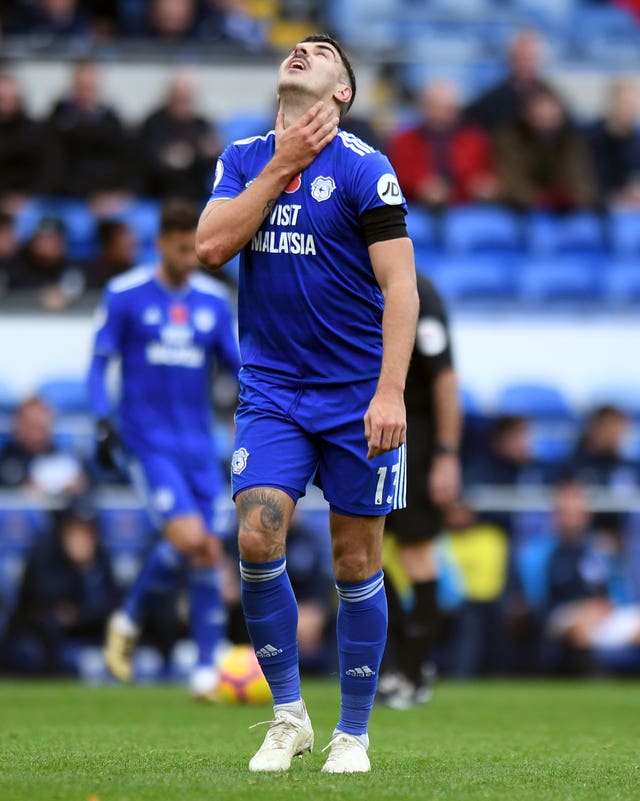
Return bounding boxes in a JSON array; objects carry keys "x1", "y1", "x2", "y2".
[
  {"x1": 527, "y1": 211, "x2": 606, "y2": 256},
  {"x1": 405, "y1": 205, "x2": 438, "y2": 254},
  {"x1": 442, "y1": 205, "x2": 522, "y2": 255},
  {"x1": 602, "y1": 259, "x2": 640, "y2": 304},
  {"x1": 428, "y1": 255, "x2": 516, "y2": 303},
  {"x1": 609, "y1": 210, "x2": 640, "y2": 256},
  {"x1": 15, "y1": 197, "x2": 97, "y2": 260},
  {"x1": 530, "y1": 420, "x2": 576, "y2": 464},
  {"x1": 496, "y1": 382, "x2": 574, "y2": 420},
  {"x1": 219, "y1": 112, "x2": 272, "y2": 146},
  {"x1": 516, "y1": 255, "x2": 602, "y2": 303},
  {"x1": 37, "y1": 377, "x2": 89, "y2": 414}
]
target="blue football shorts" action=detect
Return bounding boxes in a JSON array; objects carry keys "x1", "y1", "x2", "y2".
[
  {"x1": 127, "y1": 449, "x2": 226, "y2": 535},
  {"x1": 231, "y1": 371, "x2": 407, "y2": 517}
]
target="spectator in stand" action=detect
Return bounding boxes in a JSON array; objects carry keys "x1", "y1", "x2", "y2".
[
  {"x1": 440, "y1": 500, "x2": 509, "y2": 678},
  {"x1": 589, "y1": 79, "x2": 640, "y2": 207},
  {"x1": 466, "y1": 415, "x2": 550, "y2": 488},
  {"x1": 198, "y1": 0, "x2": 268, "y2": 51},
  {"x1": 540, "y1": 479, "x2": 609, "y2": 673},
  {"x1": 386, "y1": 79, "x2": 498, "y2": 209},
  {"x1": 8, "y1": 216, "x2": 85, "y2": 311},
  {"x1": 0, "y1": 396, "x2": 89, "y2": 498},
  {"x1": 0, "y1": 212, "x2": 19, "y2": 295},
  {"x1": 566, "y1": 405, "x2": 637, "y2": 489},
  {"x1": 84, "y1": 219, "x2": 137, "y2": 289},
  {"x1": 1, "y1": 502, "x2": 118, "y2": 676},
  {"x1": 494, "y1": 85, "x2": 597, "y2": 211},
  {"x1": 146, "y1": 0, "x2": 199, "y2": 40},
  {"x1": 0, "y1": 72, "x2": 55, "y2": 212},
  {"x1": 4, "y1": 0, "x2": 91, "y2": 41},
  {"x1": 564, "y1": 404, "x2": 639, "y2": 537},
  {"x1": 465, "y1": 29, "x2": 550, "y2": 132},
  {"x1": 47, "y1": 59, "x2": 136, "y2": 210},
  {"x1": 137, "y1": 71, "x2": 221, "y2": 201}
]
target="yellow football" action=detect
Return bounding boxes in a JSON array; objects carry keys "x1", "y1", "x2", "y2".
[{"x1": 218, "y1": 644, "x2": 272, "y2": 705}]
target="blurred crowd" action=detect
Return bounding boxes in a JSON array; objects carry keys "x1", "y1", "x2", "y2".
[
  {"x1": 1, "y1": 12, "x2": 640, "y2": 680},
  {"x1": 1, "y1": 30, "x2": 640, "y2": 308},
  {"x1": 1, "y1": 0, "x2": 276, "y2": 53},
  {"x1": 1, "y1": 388, "x2": 639, "y2": 679}
]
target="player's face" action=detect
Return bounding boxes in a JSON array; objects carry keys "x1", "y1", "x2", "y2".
[
  {"x1": 278, "y1": 41, "x2": 349, "y2": 107},
  {"x1": 158, "y1": 228, "x2": 199, "y2": 285}
]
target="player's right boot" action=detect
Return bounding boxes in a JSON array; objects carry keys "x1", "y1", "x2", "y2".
[
  {"x1": 248, "y1": 702, "x2": 314, "y2": 771},
  {"x1": 103, "y1": 612, "x2": 139, "y2": 683}
]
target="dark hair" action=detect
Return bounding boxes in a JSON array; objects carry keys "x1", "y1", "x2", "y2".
[
  {"x1": 492, "y1": 414, "x2": 528, "y2": 437},
  {"x1": 160, "y1": 199, "x2": 200, "y2": 234},
  {"x1": 97, "y1": 219, "x2": 129, "y2": 246},
  {"x1": 589, "y1": 404, "x2": 625, "y2": 423},
  {"x1": 301, "y1": 33, "x2": 356, "y2": 116}
]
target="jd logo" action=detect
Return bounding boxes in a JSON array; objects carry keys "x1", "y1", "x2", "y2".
[{"x1": 377, "y1": 173, "x2": 403, "y2": 205}]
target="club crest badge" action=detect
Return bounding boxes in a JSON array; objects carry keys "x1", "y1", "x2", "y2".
[
  {"x1": 311, "y1": 176, "x2": 336, "y2": 202},
  {"x1": 231, "y1": 447, "x2": 249, "y2": 475}
]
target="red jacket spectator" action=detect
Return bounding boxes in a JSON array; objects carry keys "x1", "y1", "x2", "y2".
[{"x1": 387, "y1": 80, "x2": 498, "y2": 207}]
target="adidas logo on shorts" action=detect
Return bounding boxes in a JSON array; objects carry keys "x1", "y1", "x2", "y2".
[
  {"x1": 346, "y1": 665, "x2": 376, "y2": 678},
  {"x1": 255, "y1": 644, "x2": 283, "y2": 659}
]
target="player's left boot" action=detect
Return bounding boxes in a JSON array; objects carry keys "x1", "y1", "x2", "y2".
[
  {"x1": 103, "y1": 612, "x2": 138, "y2": 683},
  {"x1": 321, "y1": 729, "x2": 371, "y2": 773},
  {"x1": 248, "y1": 702, "x2": 314, "y2": 771}
]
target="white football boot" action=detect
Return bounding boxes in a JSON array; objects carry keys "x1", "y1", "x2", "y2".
[
  {"x1": 321, "y1": 729, "x2": 371, "y2": 773},
  {"x1": 248, "y1": 702, "x2": 314, "y2": 771}
]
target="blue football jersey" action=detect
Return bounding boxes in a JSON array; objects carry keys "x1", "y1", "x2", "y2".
[
  {"x1": 92, "y1": 266, "x2": 241, "y2": 457},
  {"x1": 208, "y1": 129, "x2": 407, "y2": 386}
]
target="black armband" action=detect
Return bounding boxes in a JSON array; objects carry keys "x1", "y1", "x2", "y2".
[{"x1": 359, "y1": 205, "x2": 409, "y2": 246}]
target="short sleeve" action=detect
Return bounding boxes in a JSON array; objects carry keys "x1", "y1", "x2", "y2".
[
  {"x1": 348, "y1": 150, "x2": 407, "y2": 218},
  {"x1": 207, "y1": 144, "x2": 246, "y2": 203}
]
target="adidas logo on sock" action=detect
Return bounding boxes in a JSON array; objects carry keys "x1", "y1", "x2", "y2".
[
  {"x1": 255, "y1": 644, "x2": 283, "y2": 659},
  {"x1": 346, "y1": 665, "x2": 376, "y2": 678}
]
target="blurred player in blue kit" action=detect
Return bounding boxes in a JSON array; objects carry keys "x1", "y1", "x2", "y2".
[
  {"x1": 196, "y1": 34, "x2": 419, "y2": 772},
  {"x1": 88, "y1": 200, "x2": 241, "y2": 699}
]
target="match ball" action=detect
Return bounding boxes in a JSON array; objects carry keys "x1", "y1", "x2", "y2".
[{"x1": 218, "y1": 645, "x2": 272, "y2": 705}]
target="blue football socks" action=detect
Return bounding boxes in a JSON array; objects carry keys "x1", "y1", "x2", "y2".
[
  {"x1": 335, "y1": 570, "x2": 388, "y2": 735},
  {"x1": 122, "y1": 540, "x2": 185, "y2": 627},
  {"x1": 189, "y1": 565, "x2": 227, "y2": 668},
  {"x1": 240, "y1": 557, "x2": 301, "y2": 705}
]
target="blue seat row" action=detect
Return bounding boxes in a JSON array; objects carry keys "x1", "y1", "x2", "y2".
[
  {"x1": 423, "y1": 254, "x2": 640, "y2": 305},
  {"x1": 408, "y1": 206, "x2": 640, "y2": 259}
]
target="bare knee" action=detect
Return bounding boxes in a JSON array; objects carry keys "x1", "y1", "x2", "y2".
[
  {"x1": 332, "y1": 546, "x2": 371, "y2": 583},
  {"x1": 236, "y1": 487, "x2": 293, "y2": 562},
  {"x1": 164, "y1": 516, "x2": 216, "y2": 565},
  {"x1": 330, "y1": 512, "x2": 384, "y2": 583}
]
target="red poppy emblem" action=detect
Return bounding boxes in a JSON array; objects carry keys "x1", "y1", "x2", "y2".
[
  {"x1": 284, "y1": 173, "x2": 302, "y2": 193},
  {"x1": 170, "y1": 304, "x2": 188, "y2": 324}
]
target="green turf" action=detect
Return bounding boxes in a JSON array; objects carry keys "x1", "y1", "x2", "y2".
[{"x1": 0, "y1": 679, "x2": 638, "y2": 801}]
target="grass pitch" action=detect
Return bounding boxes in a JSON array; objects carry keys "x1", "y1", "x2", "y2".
[{"x1": 0, "y1": 679, "x2": 638, "y2": 801}]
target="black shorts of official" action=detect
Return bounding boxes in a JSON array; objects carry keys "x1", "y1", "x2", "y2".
[{"x1": 385, "y1": 423, "x2": 443, "y2": 544}]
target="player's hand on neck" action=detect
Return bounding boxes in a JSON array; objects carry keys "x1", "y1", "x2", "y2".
[{"x1": 272, "y1": 100, "x2": 340, "y2": 178}]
